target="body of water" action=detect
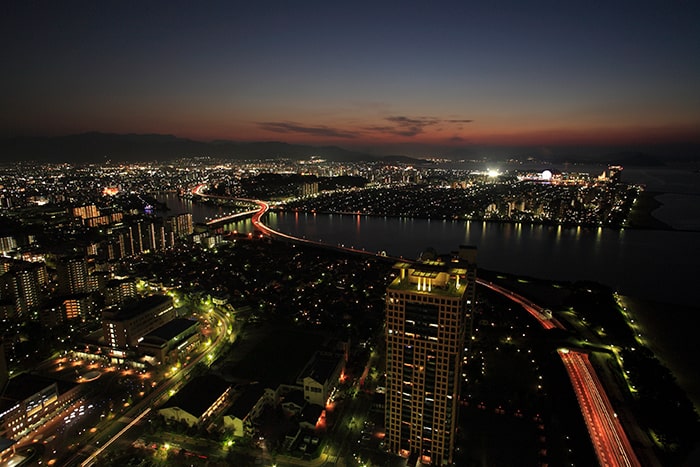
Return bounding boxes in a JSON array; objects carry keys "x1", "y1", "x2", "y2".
[
  {"x1": 157, "y1": 175, "x2": 700, "y2": 308},
  {"x1": 262, "y1": 212, "x2": 698, "y2": 307},
  {"x1": 156, "y1": 172, "x2": 700, "y2": 408}
]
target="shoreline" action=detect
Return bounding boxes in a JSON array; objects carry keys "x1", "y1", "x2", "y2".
[
  {"x1": 626, "y1": 190, "x2": 675, "y2": 230},
  {"x1": 618, "y1": 295, "x2": 700, "y2": 414},
  {"x1": 268, "y1": 186, "x2": 699, "y2": 232},
  {"x1": 270, "y1": 207, "x2": 690, "y2": 232},
  {"x1": 479, "y1": 269, "x2": 700, "y2": 416},
  {"x1": 188, "y1": 183, "x2": 700, "y2": 233}
]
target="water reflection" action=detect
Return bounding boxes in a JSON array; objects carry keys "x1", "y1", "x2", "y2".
[
  {"x1": 263, "y1": 212, "x2": 696, "y2": 306},
  {"x1": 156, "y1": 192, "x2": 697, "y2": 306}
]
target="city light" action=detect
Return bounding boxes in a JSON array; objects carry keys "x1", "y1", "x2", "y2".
[{"x1": 0, "y1": 156, "x2": 687, "y2": 467}]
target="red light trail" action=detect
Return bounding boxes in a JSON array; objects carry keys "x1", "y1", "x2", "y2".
[{"x1": 201, "y1": 185, "x2": 643, "y2": 467}]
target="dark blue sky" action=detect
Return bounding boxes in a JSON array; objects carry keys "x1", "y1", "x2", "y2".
[{"x1": 2, "y1": 0, "x2": 699, "y2": 153}]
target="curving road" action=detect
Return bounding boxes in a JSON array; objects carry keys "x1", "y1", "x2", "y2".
[
  {"x1": 198, "y1": 186, "x2": 644, "y2": 467},
  {"x1": 559, "y1": 349, "x2": 641, "y2": 467},
  {"x1": 476, "y1": 280, "x2": 565, "y2": 330},
  {"x1": 62, "y1": 307, "x2": 231, "y2": 467}
]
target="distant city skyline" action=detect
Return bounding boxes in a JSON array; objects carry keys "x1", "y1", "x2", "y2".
[{"x1": 2, "y1": 1, "x2": 699, "y2": 156}]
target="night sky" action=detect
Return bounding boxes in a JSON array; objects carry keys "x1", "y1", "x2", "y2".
[{"x1": 2, "y1": 0, "x2": 699, "y2": 154}]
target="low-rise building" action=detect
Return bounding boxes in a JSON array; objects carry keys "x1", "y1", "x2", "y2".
[
  {"x1": 138, "y1": 318, "x2": 200, "y2": 365},
  {"x1": 296, "y1": 352, "x2": 344, "y2": 407},
  {"x1": 222, "y1": 383, "x2": 272, "y2": 438},
  {"x1": 159, "y1": 375, "x2": 232, "y2": 428},
  {"x1": 102, "y1": 295, "x2": 174, "y2": 350},
  {"x1": 0, "y1": 374, "x2": 81, "y2": 441},
  {"x1": 279, "y1": 388, "x2": 306, "y2": 417}
]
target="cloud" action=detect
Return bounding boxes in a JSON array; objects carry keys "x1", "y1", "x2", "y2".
[
  {"x1": 386, "y1": 116, "x2": 435, "y2": 136},
  {"x1": 258, "y1": 121, "x2": 358, "y2": 139},
  {"x1": 258, "y1": 115, "x2": 474, "y2": 140},
  {"x1": 366, "y1": 115, "x2": 473, "y2": 137}
]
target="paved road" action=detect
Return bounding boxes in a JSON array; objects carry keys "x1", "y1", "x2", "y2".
[
  {"x1": 61, "y1": 308, "x2": 230, "y2": 466},
  {"x1": 196, "y1": 186, "x2": 647, "y2": 466},
  {"x1": 559, "y1": 349, "x2": 641, "y2": 467}
]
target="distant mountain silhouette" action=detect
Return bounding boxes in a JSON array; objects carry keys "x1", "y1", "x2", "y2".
[
  {"x1": 0, "y1": 132, "x2": 378, "y2": 163},
  {"x1": 0, "y1": 132, "x2": 697, "y2": 164},
  {"x1": 379, "y1": 155, "x2": 434, "y2": 165}
]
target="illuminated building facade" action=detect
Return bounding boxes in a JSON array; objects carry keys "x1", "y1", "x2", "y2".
[
  {"x1": 4, "y1": 265, "x2": 45, "y2": 318},
  {"x1": 0, "y1": 374, "x2": 81, "y2": 441},
  {"x1": 168, "y1": 213, "x2": 193, "y2": 238},
  {"x1": 71, "y1": 204, "x2": 99, "y2": 220},
  {"x1": 0, "y1": 237, "x2": 17, "y2": 255},
  {"x1": 102, "y1": 294, "x2": 175, "y2": 350},
  {"x1": 299, "y1": 181, "x2": 319, "y2": 197},
  {"x1": 57, "y1": 257, "x2": 89, "y2": 295},
  {"x1": 138, "y1": 318, "x2": 200, "y2": 365},
  {"x1": 385, "y1": 246, "x2": 476, "y2": 465},
  {"x1": 296, "y1": 351, "x2": 345, "y2": 407},
  {"x1": 158, "y1": 374, "x2": 232, "y2": 427},
  {"x1": 62, "y1": 293, "x2": 93, "y2": 321},
  {"x1": 104, "y1": 278, "x2": 137, "y2": 306}
]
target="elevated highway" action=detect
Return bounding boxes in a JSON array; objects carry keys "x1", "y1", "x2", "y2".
[{"x1": 198, "y1": 185, "x2": 644, "y2": 467}]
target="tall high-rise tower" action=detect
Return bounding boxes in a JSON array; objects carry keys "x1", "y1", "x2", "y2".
[
  {"x1": 385, "y1": 245, "x2": 476, "y2": 465},
  {"x1": 58, "y1": 257, "x2": 89, "y2": 295},
  {"x1": 4, "y1": 264, "x2": 45, "y2": 318}
]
